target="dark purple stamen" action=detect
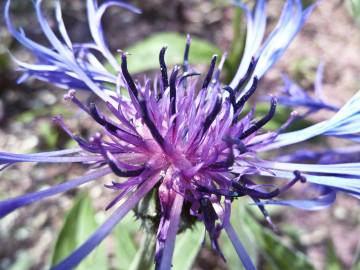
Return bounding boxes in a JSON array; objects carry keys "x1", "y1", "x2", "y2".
[
  {"x1": 159, "y1": 47, "x2": 169, "y2": 90},
  {"x1": 170, "y1": 66, "x2": 180, "y2": 115},
  {"x1": 108, "y1": 159, "x2": 145, "y2": 177},
  {"x1": 89, "y1": 103, "x2": 106, "y2": 125},
  {"x1": 203, "y1": 97, "x2": 222, "y2": 134},
  {"x1": 183, "y1": 34, "x2": 191, "y2": 72},
  {"x1": 239, "y1": 97, "x2": 277, "y2": 139},
  {"x1": 234, "y1": 57, "x2": 257, "y2": 92},
  {"x1": 73, "y1": 135, "x2": 100, "y2": 153},
  {"x1": 202, "y1": 55, "x2": 217, "y2": 89},
  {"x1": 197, "y1": 185, "x2": 246, "y2": 198},
  {"x1": 121, "y1": 53, "x2": 139, "y2": 98},
  {"x1": 231, "y1": 181, "x2": 280, "y2": 199},
  {"x1": 199, "y1": 197, "x2": 225, "y2": 260},
  {"x1": 277, "y1": 170, "x2": 306, "y2": 193},
  {"x1": 139, "y1": 100, "x2": 165, "y2": 147},
  {"x1": 223, "y1": 86, "x2": 236, "y2": 109},
  {"x1": 178, "y1": 72, "x2": 201, "y2": 85},
  {"x1": 223, "y1": 137, "x2": 247, "y2": 154},
  {"x1": 250, "y1": 196, "x2": 277, "y2": 231},
  {"x1": 210, "y1": 147, "x2": 234, "y2": 169},
  {"x1": 235, "y1": 76, "x2": 258, "y2": 111}
]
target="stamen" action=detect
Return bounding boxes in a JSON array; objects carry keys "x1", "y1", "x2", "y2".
[
  {"x1": 235, "y1": 76, "x2": 258, "y2": 111},
  {"x1": 89, "y1": 102, "x2": 106, "y2": 125},
  {"x1": 53, "y1": 116, "x2": 99, "y2": 153},
  {"x1": 159, "y1": 47, "x2": 169, "y2": 90},
  {"x1": 251, "y1": 197, "x2": 277, "y2": 231},
  {"x1": 197, "y1": 185, "x2": 246, "y2": 198},
  {"x1": 139, "y1": 99, "x2": 165, "y2": 147},
  {"x1": 169, "y1": 66, "x2": 180, "y2": 115},
  {"x1": 120, "y1": 53, "x2": 139, "y2": 98},
  {"x1": 199, "y1": 197, "x2": 225, "y2": 261},
  {"x1": 178, "y1": 72, "x2": 201, "y2": 85},
  {"x1": 202, "y1": 55, "x2": 217, "y2": 89},
  {"x1": 203, "y1": 97, "x2": 222, "y2": 134},
  {"x1": 231, "y1": 181, "x2": 280, "y2": 199},
  {"x1": 210, "y1": 145, "x2": 234, "y2": 169},
  {"x1": 213, "y1": 52, "x2": 228, "y2": 83},
  {"x1": 183, "y1": 34, "x2": 191, "y2": 72},
  {"x1": 278, "y1": 170, "x2": 306, "y2": 194},
  {"x1": 223, "y1": 86, "x2": 236, "y2": 109},
  {"x1": 239, "y1": 97, "x2": 277, "y2": 139},
  {"x1": 64, "y1": 89, "x2": 90, "y2": 114},
  {"x1": 234, "y1": 57, "x2": 257, "y2": 92},
  {"x1": 107, "y1": 158, "x2": 145, "y2": 177},
  {"x1": 94, "y1": 138, "x2": 145, "y2": 177},
  {"x1": 222, "y1": 136, "x2": 247, "y2": 154}
]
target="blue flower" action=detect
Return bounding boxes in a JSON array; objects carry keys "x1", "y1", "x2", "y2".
[
  {"x1": 4, "y1": 1, "x2": 360, "y2": 270},
  {"x1": 275, "y1": 63, "x2": 339, "y2": 115}
]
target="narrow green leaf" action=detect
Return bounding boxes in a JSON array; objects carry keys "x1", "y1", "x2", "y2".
[
  {"x1": 325, "y1": 239, "x2": 343, "y2": 270},
  {"x1": 224, "y1": 7, "x2": 246, "y2": 82},
  {"x1": 129, "y1": 233, "x2": 156, "y2": 270},
  {"x1": 350, "y1": 240, "x2": 360, "y2": 270},
  {"x1": 114, "y1": 212, "x2": 139, "y2": 270},
  {"x1": 120, "y1": 32, "x2": 221, "y2": 74},
  {"x1": 173, "y1": 223, "x2": 203, "y2": 270},
  {"x1": 242, "y1": 205, "x2": 315, "y2": 270},
  {"x1": 51, "y1": 193, "x2": 108, "y2": 270}
]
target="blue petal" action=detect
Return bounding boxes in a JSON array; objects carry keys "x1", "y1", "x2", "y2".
[
  {"x1": 255, "y1": 188, "x2": 336, "y2": 210},
  {"x1": 0, "y1": 149, "x2": 101, "y2": 165},
  {"x1": 230, "y1": 0, "x2": 316, "y2": 91},
  {"x1": 224, "y1": 223, "x2": 256, "y2": 270},
  {"x1": 261, "y1": 90, "x2": 360, "y2": 150},
  {"x1": 0, "y1": 168, "x2": 111, "y2": 218}
]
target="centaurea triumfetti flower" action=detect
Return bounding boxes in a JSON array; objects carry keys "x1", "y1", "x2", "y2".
[{"x1": 3, "y1": 1, "x2": 360, "y2": 270}]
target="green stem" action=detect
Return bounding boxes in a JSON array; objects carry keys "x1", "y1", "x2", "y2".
[{"x1": 129, "y1": 232, "x2": 156, "y2": 270}]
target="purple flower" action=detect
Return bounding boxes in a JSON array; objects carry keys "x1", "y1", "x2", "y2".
[{"x1": 3, "y1": 0, "x2": 360, "y2": 270}]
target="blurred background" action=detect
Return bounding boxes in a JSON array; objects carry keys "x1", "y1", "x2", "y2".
[{"x1": 1, "y1": 0, "x2": 360, "y2": 269}]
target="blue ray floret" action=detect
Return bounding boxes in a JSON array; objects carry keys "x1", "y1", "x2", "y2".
[{"x1": 2, "y1": 1, "x2": 360, "y2": 270}]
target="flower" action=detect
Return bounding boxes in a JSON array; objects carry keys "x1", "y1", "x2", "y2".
[
  {"x1": 3, "y1": 0, "x2": 360, "y2": 270},
  {"x1": 275, "y1": 63, "x2": 339, "y2": 116}
]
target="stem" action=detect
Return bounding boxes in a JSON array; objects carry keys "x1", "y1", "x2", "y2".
[{"x1": 129, "y1": 232, "x2": 156, "y2": 270}]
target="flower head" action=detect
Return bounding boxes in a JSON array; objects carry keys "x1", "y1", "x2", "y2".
[{"x1": 3, "y1": 1, "x2": 360, "y2": 270}]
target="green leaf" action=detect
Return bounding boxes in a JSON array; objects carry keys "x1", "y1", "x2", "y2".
[
  {"x1": 325, "y1": 239, "x2": 343, "y2": 270},
  {"x1": 120, "y1": 32, "x2": 221, "y2": 74},
  {"x1": 114, "y1": 212, "x2": 139, "y2": 270},
  {"x1": 51, "y1": 193, "x2": 108, "y2": 270},
  {"x1": 347, "y1": 0, "x2": 360, "y2": 25},
  {"x1": 241, "y1": 206, "x2": 315, "y2": 270},
  {"x1": 224, "y1": 7, "x2": 246, "y2": 82},
  {"x1": 129, "y1": 233, "x2": 156, "y2": 270},
  {"x1": 351, "y1": 240, "x2": 360, "y2": 270},
  {"x1": 173, "y1": 223, "x2": 203, "y2": 270}
]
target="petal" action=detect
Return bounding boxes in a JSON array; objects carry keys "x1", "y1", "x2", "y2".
[
  {"x1": 156, "y1": 193, "x2": 184, "y2": 270},
  {"x1": 0, "y1": 168, "x2": 111, "y2": 218},
  {"x1": 261, "y1": 90, "x2": 360, "y2": 150},
  {"x1": 255, "y1": 188, "x2": 336, "y2": 210},
  {"x1": 223, "y1": 223, "x2": 256, "y2": 270}
]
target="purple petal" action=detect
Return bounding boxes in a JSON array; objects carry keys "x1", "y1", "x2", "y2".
[{"x1": 157, "y1": 193, "x2": 184, "y2": 270}]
